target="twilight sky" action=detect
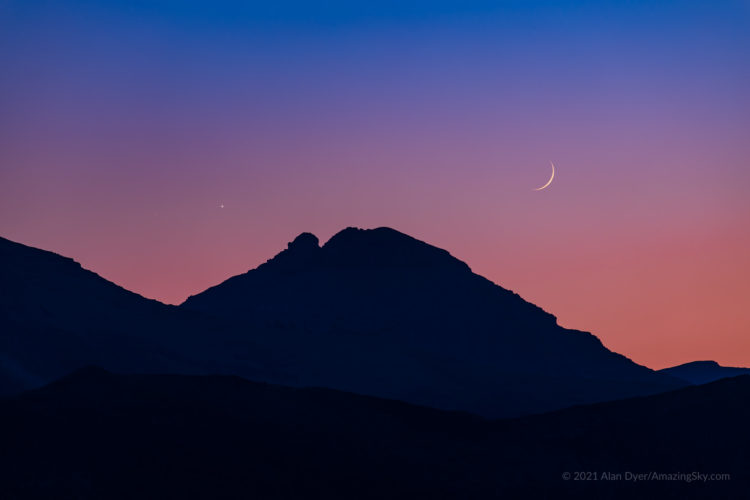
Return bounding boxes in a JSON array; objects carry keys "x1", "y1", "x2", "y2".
[{"x1": 1, "y1": 0, "x2": 749, "y2": 369}]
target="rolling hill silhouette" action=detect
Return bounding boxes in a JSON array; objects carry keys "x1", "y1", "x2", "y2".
[
  {"x1": 1, "y1": 229, "x2": 684, "y2": 416},
  {"x1": 0, "y1": 368, "x2": 744, "y2": 499},
  {"x1": 181, "y1": 227, "x2": 684, "y2": 416},
  {"x1": 660, "y1": 360, "x2": 750, "y2": 385}
]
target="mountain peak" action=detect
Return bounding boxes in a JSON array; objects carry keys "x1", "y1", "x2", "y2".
[
  {"x1": 680, "y1": 360, "x2": 721, "y2": 368},
  {"x1": 321, "y1": 227, "x2": 470, "y2": 271},
  {"x1": 288, "y1": 232, "x2": 319, "y2": 251},
  {"x1": 259, "y1": 232, "x2": 321, "y2": 272},
  {"x1": 659, "y1": 360, "x2": 750, "y2": 385},
  {"x1": 2, "y1": 230, "x2": 687, "y2": 417}
]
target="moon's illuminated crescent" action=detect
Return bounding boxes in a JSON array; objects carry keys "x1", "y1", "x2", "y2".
[{"x1": 533, "y1": 161, "x2": 555, "y2": 191}]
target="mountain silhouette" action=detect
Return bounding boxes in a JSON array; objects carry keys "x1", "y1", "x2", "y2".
[
  {"x1": 0, "y1": 236, "x2": 261, "y2": 396},
  {"x1": 0, "y1": 229, "x2": 684, "y2": 416},
  {"x1": 660, "y1": 360, "x2": 750, "y2": 385},
  {"x1": 181, "y1": 227, "x2": 684, "y2": 416},
  {"x1": 0, "y1": 367, "x2": 745, "y2": 499}
]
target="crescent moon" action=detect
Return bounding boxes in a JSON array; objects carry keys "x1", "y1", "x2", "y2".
[{"x1": 533, "y1": 161, "x2": 555, "y2": 191}]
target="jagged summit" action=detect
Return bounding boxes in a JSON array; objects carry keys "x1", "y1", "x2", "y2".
[
  {"x1": 180, "y1": 226, "x2": 684, "y2": 417},
  {"x1": 289, "y1": 232, "x2": 320, "y2": 250},
  {"x1": 1, "y1": 229, "x2": 686, "y2": 417},
  {"x1": 263, "y1": 232, "x2": 321, "y2": 272},
  {"x1": 258, "y1": 227, "x2": 470, "y2": 274},
  {"x1": 322, "y1": 227, "x2": 470, "y2": 271}
]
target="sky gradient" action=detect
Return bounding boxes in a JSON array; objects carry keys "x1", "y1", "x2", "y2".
[{"x1": 1, "y1": 0, "x2": 749, "y2": 369}]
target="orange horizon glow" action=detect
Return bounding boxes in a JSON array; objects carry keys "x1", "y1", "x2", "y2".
[{"x1": 1, "y1": 1, "x2": 748, "y2": 370}]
